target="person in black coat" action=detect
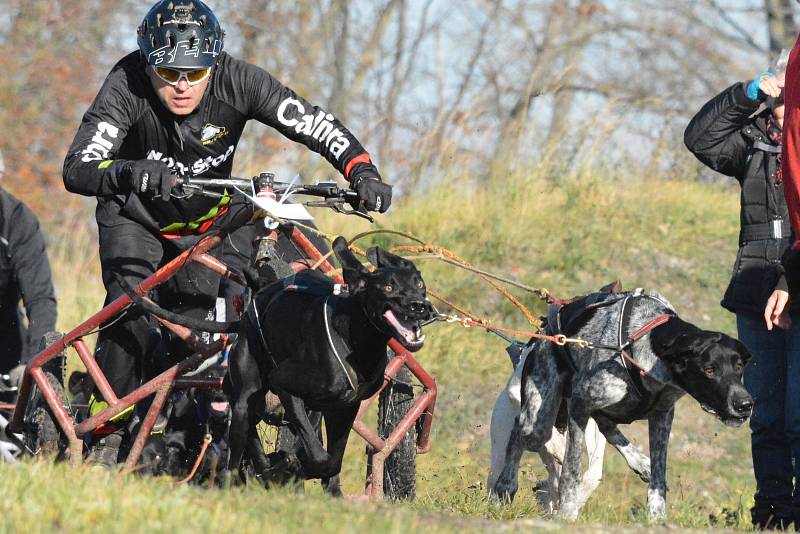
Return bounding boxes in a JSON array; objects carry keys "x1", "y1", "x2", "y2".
[
  {"x1": 685, "y1": 51, "x2": 798, "y2": 530},
  {"x1": 62, "y1": 0, "x2": 392, "y2": 466},
  {"x1": 0, "y1": 149, "x2": 58, "y2": 385}
]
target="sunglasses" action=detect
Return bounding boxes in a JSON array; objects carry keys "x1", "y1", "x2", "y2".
[{"x1": 153, "y1": 66, "x2": 212, "y2": 86}]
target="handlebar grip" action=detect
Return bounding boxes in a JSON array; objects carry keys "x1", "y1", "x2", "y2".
[{"x1": 302, "y1": 183, "x2": 342, "y2": 197}]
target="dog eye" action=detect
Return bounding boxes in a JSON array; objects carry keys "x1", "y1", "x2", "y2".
[
  {"x1": 416, "y1": 280, "x2": 424, "y2": 289},
  {"x1": 383, "y1": 284, "x2": 394, "y2": 293},
  {"x1": 735, "y1": 362, "x2": 744, "y2": 373},
  {"x1": 704, "y1": 366, "x2": 716, "y2": 378}
]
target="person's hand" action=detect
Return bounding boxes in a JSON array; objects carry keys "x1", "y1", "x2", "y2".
[
  {"x1": 8, "y1": 364, "x2": 25, "y2": 387},
  {"x1": 350, "y1": 164, "x2": 392, "y2": 213},
  {"x1": 759, "y1": 72, "x2": 784, "y2": 99},
  {"x1": 746, "y1": 71, "x2": 784, "y2": 101},
  {"x1": 123, "y1": 160, "x2": 177, "y2": 201},
  {"x1": 765, "y1": 289, "x2": 792, "y2": 330}
]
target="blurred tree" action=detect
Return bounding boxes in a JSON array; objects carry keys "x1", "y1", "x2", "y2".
[
  {"x1": 766, "y1": 0, "x2": 796, "y2": 52},
  {"x1": 0, "y1": 0, "x2": 119, "y2": 213},
  {"x1": 0, "y1": 0, "x2": 797, "y2": 206}
]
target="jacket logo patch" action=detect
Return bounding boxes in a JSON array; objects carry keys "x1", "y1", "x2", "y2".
[
  {"x1": 147, "y1": 145, "x2": 235, "y2": 176},
  {"x1": 276, "y1": 98, "x2": 351, "y2": 160},
  {"x1": 200, "y1": 123, "x2": 228, "y2": 145},
  {"x1": 81, "y1": 121, "x2": 120, "y2": 162}
]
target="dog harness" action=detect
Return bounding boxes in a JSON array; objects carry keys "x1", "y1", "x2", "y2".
[
  {"x1": 247, "y1": 271, "x2": 342, "y2": 359},
  {"x1": 546, "y1": 288, "x2": 675, "y2": 403},
  {"x1": 323, "y1": 296, "x2": 358, "y2": 392},
  {"x1": 247, "y1": 270, "x2": 361, "y2": 394},
  {"x1": 612, "y1": 291, "x2": 675, "y2": 399}
]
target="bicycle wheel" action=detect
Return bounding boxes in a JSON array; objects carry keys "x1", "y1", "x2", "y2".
[
  {"x1": 22, "y1": 333, "x2": 69, "y2": 459},
  {"x1": 23, "y1": 371, "x2": 69, "y2": 458},
  {"x1": 246, "y1": 398, "x2": 346, "y2": 495},
  {"x1": 378, "y1": 364, "x2": 417, "y2": 500}
]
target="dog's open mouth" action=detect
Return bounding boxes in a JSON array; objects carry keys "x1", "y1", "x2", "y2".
[
  {"x1": 700, "y1": 404, "x2": 749, "y2": 427},
  {"x1": 210, "y1": 401, "x2": 229, "y2": 414},
  {"x1": 383, "y1": 309, "x2": 425, "y2": 351},
  {"x1": 700, "y1": 404, "x2": 719, "y2": 418}
]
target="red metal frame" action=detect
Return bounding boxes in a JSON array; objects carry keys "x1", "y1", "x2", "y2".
[{"x1": 8, "y1": 224, "x2": 437, "y2": 499}]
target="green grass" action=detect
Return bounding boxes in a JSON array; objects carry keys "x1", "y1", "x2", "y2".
[{"x1": 10, "y1": 165, "x2": 755, "y2": 532}]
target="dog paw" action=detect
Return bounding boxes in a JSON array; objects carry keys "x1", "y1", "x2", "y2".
[
  {"x1": 263, "y1": 450, "x2": 304, "y2": 484},
  {"x1": 556, "y1": 503, "x2": 580, "y2": 521},
  {"x1": 322, "y1": 474, "x2": 343, "y2": 498},
  {"x1": 487, "y1": 487, "x2": 515, "y2": 504},
  {"x1": 219, "y1": 468, "x2": 241, "y2": 488},
  {"x1": 637, "y1": 467, "x2": 651, "y2": 483},
  {"x1": 647, "y1": 488, "x2": 667, "y2": 522},
  {"x1": 631, "y1": 460, "x2": 651, "y2": 483}
]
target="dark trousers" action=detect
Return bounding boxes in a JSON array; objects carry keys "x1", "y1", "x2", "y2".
[
  {"x1": 95, "y1": 206, "x2": 252, "y2": 398},
  {"x1": 739, "y1": 312, "x2": 800, "y2": 508},
  {"x1": 94, "y1": 202, "x2": 329, "y2": 399},
  {"x1": 0, "y1": 309, "x2": 24, "y2": 374}
]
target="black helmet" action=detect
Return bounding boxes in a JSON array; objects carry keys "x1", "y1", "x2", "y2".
[{"x1": 137, "y1": 1, "x2": 224, "y2": 69}]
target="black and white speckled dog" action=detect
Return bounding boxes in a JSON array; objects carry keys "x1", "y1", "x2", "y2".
[{"x1": 487, "y1": 286, "x2": 753, "y2": 521}]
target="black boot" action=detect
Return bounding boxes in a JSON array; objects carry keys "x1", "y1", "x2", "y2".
[
  {"x1": 752, "y1": 502, "x2": 793, "y2": 531},
  {"x1": 88, "y1": 429, "x2": 125, "y2": 468}
]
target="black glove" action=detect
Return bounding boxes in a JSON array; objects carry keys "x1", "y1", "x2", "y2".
[
  {"x1": 349, "y1": 163, "x2": 392, "y2": 213},
  {"x1": 121, "y1": 159, "x2": 177, "y2": 201}
]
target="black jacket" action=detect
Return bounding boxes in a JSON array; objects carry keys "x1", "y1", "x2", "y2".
[
  {"x1": 63, "y1": 51, "x2": 372, "y2": 232},
  {"x1": 684, "y1": 82, "x2": 792, "y2": 317},
  {"x1": 0, "y1": 188, "x2": 57, "y2": 370}
]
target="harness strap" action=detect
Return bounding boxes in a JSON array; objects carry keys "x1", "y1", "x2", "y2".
[
  {"x1": 617, "y1": 294, "x2": 645, "y2": 398},
  {"x1": 627, "y1": 314, "x2": 672, "y2": 344},
  {"x1": 248, "y1": 299, "x2": 278, "y2": 369},
  {"x1": 616, "y1": 294, "x2": 675, "y2": 407},
  {"x1": 323, "y1": 296, "x2": 358, "y2": 392},
  {"x1": 753, "y1": 140, "x2": 781, "y2": 154}
]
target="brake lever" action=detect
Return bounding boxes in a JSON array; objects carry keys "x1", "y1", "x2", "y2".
[
  {"x1": 305, "y1": 199, "x2": 375, "y2": 223},
  {"x1": 345, "y1": 205, "x2": 375, "y2": 223},
  {"x1": 342, "y1": 191, "x2": 376, "y2": 222}
]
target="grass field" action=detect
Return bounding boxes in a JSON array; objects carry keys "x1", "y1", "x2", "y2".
[{"x1": 0, "y1": 165, "x2": 757, "y2": 532}]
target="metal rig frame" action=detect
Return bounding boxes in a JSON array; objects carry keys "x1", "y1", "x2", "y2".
[{"x1": 8, "y1": 226, "x2": 437, "y2": 499}]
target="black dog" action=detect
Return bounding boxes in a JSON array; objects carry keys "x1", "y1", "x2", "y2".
[{"x1": 226, "y1": 237, "x2": 432, "y2": 484}]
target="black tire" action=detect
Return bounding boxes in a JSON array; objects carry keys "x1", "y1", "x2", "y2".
[
  {"x1": 378, "y1": 364, "x2": 417, "y2": 500},
  {"x1": 22, "y1": 332, "x2": 69, "y2": 459},
  {"x1": 23, "y1": 371, "x2": 69, "y2": 458}
]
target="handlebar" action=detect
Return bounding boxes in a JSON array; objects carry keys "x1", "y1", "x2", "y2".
[{"x1": 175, "y1": 174, "x2": 374, "y2": 222}]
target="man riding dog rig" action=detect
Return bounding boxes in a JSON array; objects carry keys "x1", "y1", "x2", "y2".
[{"x1": 62, "y1": 0, "x2": 392, "y2": 465}]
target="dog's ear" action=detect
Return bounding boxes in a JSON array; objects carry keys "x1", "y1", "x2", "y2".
[
  {"x1": 333, "y1": 237, "x2": 369, "y2": 291},
  {"x1": 726, "y1": 336, "x2": 752, "y2": 365},
  {"x1": 739, "y1": 341, "x2": 752, "y2": 365},
  {"x1": 366, "y1": 246, "x2": 413, "y2": 270},
  {"x1": 650, "y1": 316, "x2": 719, "y2": 363},
  {"x1": 599, "y1": 280, "x2": 623, "y2": 294}
]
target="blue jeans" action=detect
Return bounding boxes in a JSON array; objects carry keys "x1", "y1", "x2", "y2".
[{"x1": 738, "y1": 312, "x2": 800, "y2": 506}]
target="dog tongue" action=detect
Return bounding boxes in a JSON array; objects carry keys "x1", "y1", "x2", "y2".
[
  {"x1": 384, "y1": 310, "x2": 425, "y2": 345},
  {"x1": 211, "y1": 401, "x2": 229, "y2": 413}
]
